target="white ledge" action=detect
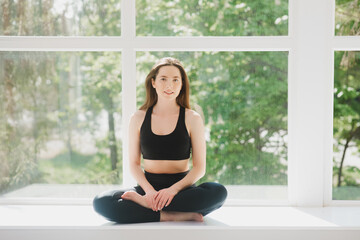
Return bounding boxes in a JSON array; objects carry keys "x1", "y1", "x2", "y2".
[
  {"x1": 1, "y1": 206, "x2": 360, "y2": 240},
  {"x1": 0, "y1": 205, "x2": 359, "y2": 229}
]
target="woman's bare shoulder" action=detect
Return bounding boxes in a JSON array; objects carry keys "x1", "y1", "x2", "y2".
[
  {"x1": 185, "y1": 108, "x2": 204, "y2": 127},
  {"x1": 130, "y1": 109, "x2": 147, "y2": 128},
  {"x1": 186, "y1": 108, "x2": 202, "y2": 120}
]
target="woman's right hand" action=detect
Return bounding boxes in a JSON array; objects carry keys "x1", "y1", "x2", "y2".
[{"x1": 144, "y1": 190, "x2": 158, "y2": 211}]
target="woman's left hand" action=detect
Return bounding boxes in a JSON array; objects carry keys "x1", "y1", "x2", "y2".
[{"x1": 154, "y1": 187, "x2": 179, "y2": 211}]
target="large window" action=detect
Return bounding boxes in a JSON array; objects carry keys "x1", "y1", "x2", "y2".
[{"x1": 1, "y1": 0, "x2": 360, "y2": 206}]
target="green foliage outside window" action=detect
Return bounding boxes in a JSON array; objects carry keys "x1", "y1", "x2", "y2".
[
  {"x1": 335, "y1": 0, "x2": 360, "y2": 36},
  {"x1": 333, "y1": 51, "x2": 360, "y2": 200},
  {"x1": 332, "y1": 0, "x2": 360, "y2": 200},
  {"x1": 0, "y1": 0, "x2": 121, "y2": 36},
  {"x1": 0, "y1": 51, "x2": 122, "y2": 195},
  {"x1": 136, "y1": 0, "x2": 288, "y2": 36}
]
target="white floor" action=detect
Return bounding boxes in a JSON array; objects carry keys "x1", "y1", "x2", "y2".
[{"x1": 1, "y1": 205, "x2": 360, "y2": 240}]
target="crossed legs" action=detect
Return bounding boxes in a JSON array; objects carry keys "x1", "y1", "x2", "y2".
[{"x1": 93, "y1": 182, "x2": 227, "y2": 224}]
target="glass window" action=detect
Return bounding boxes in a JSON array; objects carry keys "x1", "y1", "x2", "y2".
[
  {"x1": 0, "y1": 0, "x2": 121, "y2": 36},
  {"x1": 0, "y1": 51, "x2": 122, "y2": 200},
  {"x1": 136, "y1": 51, "x2": 288, "y2": 201},
  {"x1": 136, "y1": 0, "x2": 288, "y2": 36},
  {"x1": 335, "y1": 0, "x2": 360, "y2": 36},
  {"x1": 333, "y1": 51, "x2": 360, "y2": 200}
]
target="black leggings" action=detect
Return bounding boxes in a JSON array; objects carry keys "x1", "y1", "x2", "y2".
[{"x1": 93, "y1": 171, "x2": 227, "y2": 224}]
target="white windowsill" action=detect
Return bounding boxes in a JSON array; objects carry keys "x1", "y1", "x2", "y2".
[
  {"x1": 0, "y1": 205, "x2": 360, "y2": 240},
  {"x1": 1, "y1": 205, "x2": 360, "y2": 229}
]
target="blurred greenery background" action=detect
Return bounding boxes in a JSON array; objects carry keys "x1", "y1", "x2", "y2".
[{"x1": 0, "y1": 0, "x2": 359, "y2": 200}]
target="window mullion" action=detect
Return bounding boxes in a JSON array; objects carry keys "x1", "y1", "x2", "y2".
[
  {"x1": 121, "y1": 0, "x2": 137, "y2": 187},
  {"x1": 334, "y1": 36, "x2": 360, "y2": 50},
  {"x1": 289, "y1": 0, "x2": 334, "y2": 207}
]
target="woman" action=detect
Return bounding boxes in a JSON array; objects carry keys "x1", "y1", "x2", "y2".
[{"x1": 93, "y1": 57, "x2": 227, "y2": 223}]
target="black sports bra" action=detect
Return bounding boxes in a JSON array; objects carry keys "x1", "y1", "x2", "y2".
[{"x1": 140, "y1": 105, "x2": 191, "y2": 160}]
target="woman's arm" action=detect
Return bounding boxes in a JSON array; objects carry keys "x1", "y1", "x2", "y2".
[
  {"x1": 128, "y1": 111, "x2": 158, "y2": 211},
  {"x1": 154, "y1": 110, "x2": 206, "y2": 210},
  {"x1": 172, "y1": 110, "x2": 206, "y2": 191}
]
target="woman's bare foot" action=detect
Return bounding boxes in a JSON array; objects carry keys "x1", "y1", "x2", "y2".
[
  {"x1": 121, "y1": 191, "x2": 150, "y2": 209},
  {"x1": 160, "y1": 211, "x2": 203, "y2": 222}
]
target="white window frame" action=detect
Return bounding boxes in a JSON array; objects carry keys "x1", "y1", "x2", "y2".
[{"x1": 1, "y1": 0, "x2": 360, "y2": 206}]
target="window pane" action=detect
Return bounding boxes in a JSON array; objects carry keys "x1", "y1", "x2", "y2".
[
  {"x1": 0, "y1": 1, "x2": 121, "y2": 36},
  {"x1": 136, "y1": 0, "x2": 288, "y2": 36},
  {"x1": 335, "y1": 0, "x2": 360, "y2": 36},
  {"x1": 333, "y1": 51, "x2": 360, "y2": 200},
  {"x1": 0, "y1": 52, "x2": 122, "y2": 200},
  {"x1": 136, "y1": 51, "x2": 288, "y2": 201}
]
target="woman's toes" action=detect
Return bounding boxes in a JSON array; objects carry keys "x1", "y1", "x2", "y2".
[
  {"x1": 121, "y1": 191, "x2": 150, "y2": 209},
  {"x1": 194, "y1": 213, "x2": 204, "y2": 222},
  {"x1": 121, "y1": 191, "x2": 136, "y2": 200}
]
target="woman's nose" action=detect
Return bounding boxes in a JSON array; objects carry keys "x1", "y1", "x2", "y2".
[{"x1": 165, "y1": 80, "x2": 173, "y2": 88}]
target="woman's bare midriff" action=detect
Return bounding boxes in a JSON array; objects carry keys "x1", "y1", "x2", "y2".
[{"x1": 143, "y1": 159, "x2": 190, "y2": 174}]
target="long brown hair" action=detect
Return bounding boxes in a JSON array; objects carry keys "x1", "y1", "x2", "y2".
[{"x1": 139, "y1": 57, "x2": 190, "y2": 110}]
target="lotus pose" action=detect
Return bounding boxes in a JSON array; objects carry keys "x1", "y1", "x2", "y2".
[{"x1": 93, "y1": 57, "x2": 227, "y2": 223}]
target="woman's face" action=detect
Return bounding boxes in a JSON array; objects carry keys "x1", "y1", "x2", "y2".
[{"x1": 152, "y1": 65, "x2": 182, "y2": 100}]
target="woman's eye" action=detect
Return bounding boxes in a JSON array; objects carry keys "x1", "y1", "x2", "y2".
[{"x1": 161, "y1": 78, "x2": 166, "y2": 81}]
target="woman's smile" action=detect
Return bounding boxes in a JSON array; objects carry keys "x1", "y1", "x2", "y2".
[{"x1": 164, "y1": 91, "x2": 174, "y2": 95}]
